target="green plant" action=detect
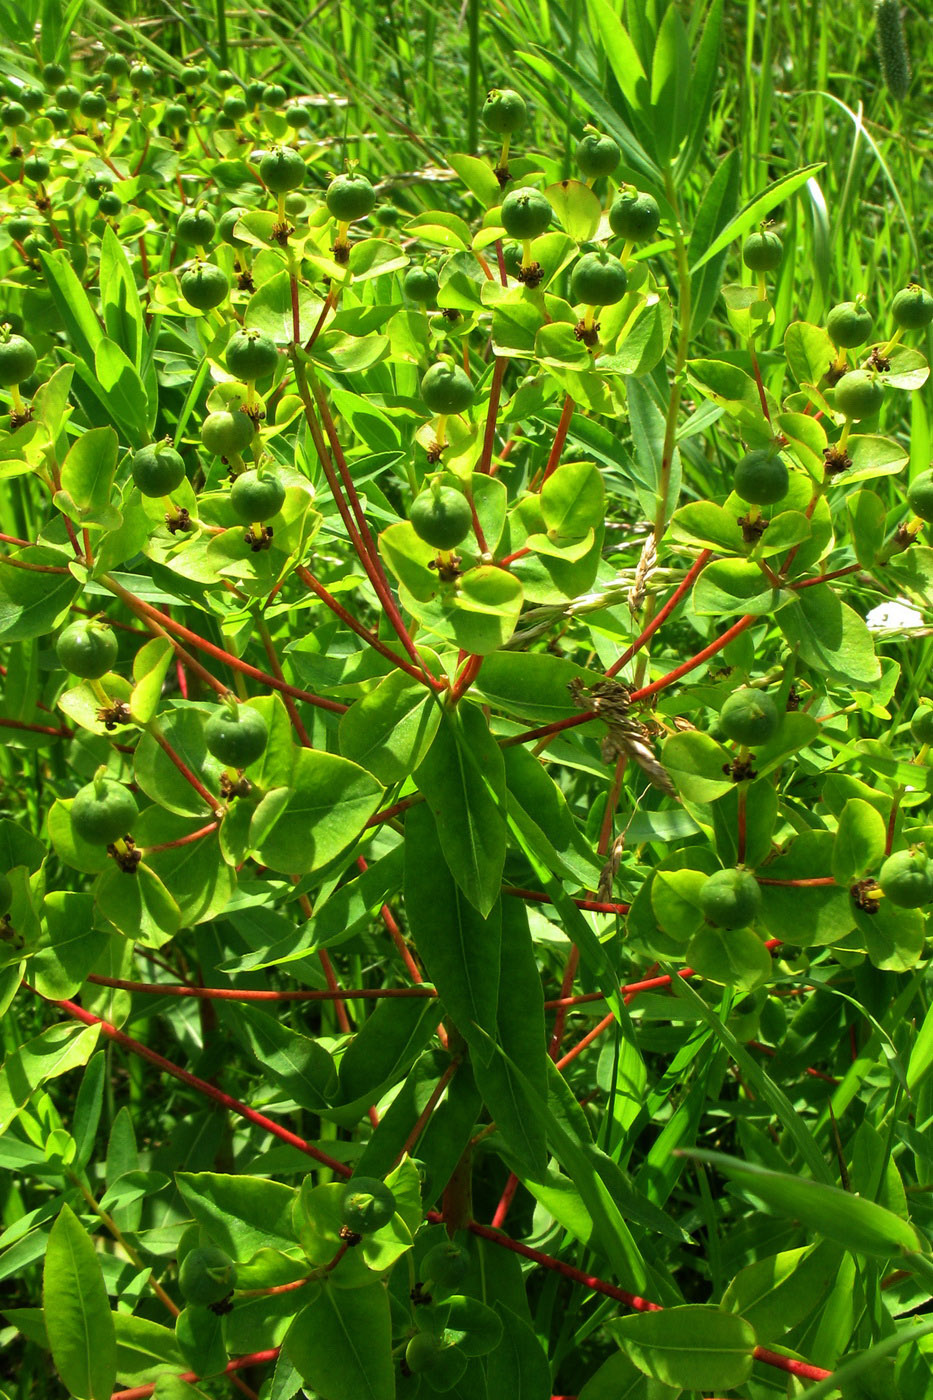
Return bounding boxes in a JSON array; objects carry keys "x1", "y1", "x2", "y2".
[
  {"x1": 260, "y1": 146, "x2": 306, "y2": 195},
  {"x1": 325, "y1": 172, "x2": 376, "y2": 223},
  {"x1": 575, "y1": 130, "x2": 621, "y2": 180},
  {"x1": 499, "y1": 186, "x2": 551, "y2": 240},
  {"x1": 481, "y1": 87, "x2": 525, "y2": 134},
  {"x1": 175, "y1": 207, "x2": 216, "y2": 247},
  {"x1": 0, "y1": 11, "x2": 932, "y2": 1400},
  {"x1": 569, "y1": 250, "x2": 628, "y2": 307},
  {"x1": 226, "y1": 328, "x2": 279, "y2": 382}
]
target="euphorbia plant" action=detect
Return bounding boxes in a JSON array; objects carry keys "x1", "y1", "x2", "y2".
[{"x1": 0, "y1": 6, "x2": 931, "y2": 1400}]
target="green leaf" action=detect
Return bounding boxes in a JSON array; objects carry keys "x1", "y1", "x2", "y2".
[
  {"x1": 226, "y1": 1003, "x2": 337, "y2": 1111},
  {"x1": 778, "y1": 585, "x2": 881, "y2": 685},
  {"x1": 338, "y1": 670, "x2": 441, "y2": 784},
  {"x1": 693, "y1": 557, "x2": 789, "y2": 616},
  {"x1": 832, "y1": 799, "x2": 887, "y2": 885},
  {"x1": 99, "y1": 224, "x2": 144, "y2": 369},
  {"x1": 175, "y1": 1306, "x2": 227, "y2": 1379},
  {"x1": 254, "y1": 749, "x2": 384, "y2": 876},
  {"x1": 0, "y1": 547, "x2": 79, "y2": 643},
  {"x1": 38, "y1": 250, "x2": 105, "y2": 365},
  {"x1": 686, "y1": 1150, "x2": 925, "y2": 1257},
  {"x1": 404, "y1": 802, "x2": 501, "y2": 1059},
  {"x1": 908, "y1": 999, "x2": 933, "y2": 1095},
  {"x1": 608, "y1": 1306, "x2": 756, "y2": 1391},
  {"x1": 175, "y1": 1173, "x2": 300, "y2": 1258},
  {"x1": 95, "y1": 340, "x2": 149, "y2": 445},
  {"x1": 579, "y1": 1350, "x2": 679, "y2": 1399},
  {"x1": 413, "y1": 702, "x2": 507, "y2": 917},
  {"x1": 334, "y1": 996, "x2": 438, "y2": 1120},
  {"x1": 95, "y1": 862, "x2": 181, "y2": 949},
  {"x1": 545, "y1": 180, "x2": 603, "y2": 242},
  {"x1": 0, "y1": 1022, "x2": 100, "y2": 1133},
  {"x1": 112, "y1": 1313, "x2": 186, "y2": 1385},
  {"x1": 757, "y1": 831, "x2": 854, "y2": 947},
  {"x1": 585, "y1": 0, "x2": 648, "y2": 113},
  {"x1": 134, "y1": 710, "x2": 221, "y2": 819},
  {"x1": 43, "y1": 1204, "x2": 116, "y2": 1400},
  {"x1": 286, "y1": 1283, "x2": 394, "y2": 1400},
  {"x1": 425, "y1": 565, "x2": 525, "y2": 655},
  {"x1": 131, "y1": 638, "x2": 175, "y2": 725},
  {"x1": 720, "y1": 1241, "x2": 842, "y2": 1343},
  {"x1": 684, "y1": 924, "x2": 772, "y2": 991},
  {"x1": 447, "y1": 153, "x2": 501, "y2": 208},
  {"x1": 470, "y1": 900, "x2": 548, "y2": 1175},
  {"x1": 650, "y1": 1, "x2": 691, "y2": 163},
  {"x1": 661, "y1": 730, "x2": 733, "y2": 804},
  {"x1": 688, "y1": 148, "x2": 740, "y2": 333},
  {"x1": 689, "y1": 163, "x2": 825, "y2": 272}
]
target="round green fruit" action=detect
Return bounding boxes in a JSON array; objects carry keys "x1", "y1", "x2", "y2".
[
  {"x1": 180, "y1": 262, "x2": 229, "y2": 311},
  {"x1": 263, "y1": 83, "x2": 287, "y2": 108},
  {"x1": 216, "y1": 69, "x2": 237, "y2": 91},
  {"x1": 570, "y1": 250, "x2": 628, "y2": 307},
  {"x1": 46, "y1": 106, "x2": 69, "y2": 131},
  {"x1": 906, "y1": 470, "x2": 933, "y2": 524},
  {"x1": 834, "y1": 370, "x2": 884, "y2": 421},
  {"x1": 200, "y1": 409, "x2": 254, "y2": 458},
  {"x1": 891, "y1": 285, "x2": 933, "y2": 331},
  {"x1": 102, "y1": 54, "x2": 129, "y2": 79},
  {"x1": 222, "y1": 94, "x2": 248, "y2": 121},
  {"x1": 132, "y1": 442, "x2": 186, "y2": 498},
  {"x1": 55, "y1": 84, "x2": 80, "y2": 111},
  {"x1": 902, "y1": 705, "x2": 930, "y2": 750},
  {"x1": 500, "y1": 186, "x2": 551, "y2": 240},
  {"x1": 204, "y1": 705, "x2": 269, "y2": 769},
  {"x1": 742, "y1": 230, "x2": 783, "y2": 272},
  {"x1": 403, "y1": 265, "x2": 439, "y2": 304},
  {"x1": 421, "y1": 1242, "x2": 469, "y2": 1291},
  {"x1": 260, "y1": 147, "x2": 306, "y2": 194},
  {"x1": 71, "y1": 780, "x2": 137, "y2": 846},
  {"x1": 230, "y1": 469, "x2": 286, "y2": 523},
  {"x1": 0, "y1": 872, "x2": 12, "y2": 918},
  {"x1": 0, "y1": 102, "x2": 25, "y2": 128},
  {"x1": 909, "y1": 704, "x2": 933, "y2": 746},
  {"x1": 481, "y1": 87, "x2": 525, "y2": 135},
  {"x1": 176, "y1": 207, "x2": 216, "y2": 247},
  {"x1": 42, "y1": 63, "x2": 67, "y2": 88},
  {"x1": 84, "y1": 171, "x2": 112, "y2": 200},
  {"x1": 56, "y1": 620, "x2": 119, "y2": 679},
  {"x1": 826, "y1": 301, "x2": 873, "y2": 349},
  {"x1": 97, "y1": 191, "x2": 122, "y2": 217},
  {"x1": 7, "y1": 216, "x2": 32, "y2": 241},
  {"x1": 421, "y1": 362, "x2": 475, "y2": 415},
  {"x1": 181, "y1": 64, "x2": 206, "y2": 88},
  {"x1": 20, "y1": 86, "x2": 44, "y2": 112},
  {"x1": 0, "y1": 333, "x2": 37, "y2": 387},
  {"x1": 130, "y1": 63, "x2": 156, "y2": 91},
  {"x1": 79, "y1": 90, "x2": 107, "y2": 120},
  {"x1": 608, "y1": 189, "x2": 660, "y2": 241},
  {"x1": 410, "y1": 483, "x2": 472, "y2": 551},
  {"x1": 405, "y1": 1333, "x2": 443, "y2": 1374},
  {"x1": 878, "y1": 849, "x2": 933, "y2": 909},
  {"x1": 23, "y1": 155, "x2": 50, "y2": 183},
  {"x1": 575, "y1": 131, "x2": 621, "y2": 179},
  {"x1": 245, "y1": 81, "x2": 265, "y2": 108},
  {"x1": 699, "y1": 868, "x2": 762, "y2": 929},
  {"x1": 285, "y1": 103, "x2": 311, "y2": 130},
  {"x1": 163, "y1": 101, "x2": 189, "y2": 130},
  {"x1": 719, "y1": 688, "x2": 781, "y2": 747},
  {"x1": 325, "y1": 172, "x2": 375, "y2": 223},
  {"x1": 218, "y1": 207, "x2": 248, "y2": 247},
  {"x1": 226, "y1": 328, "x2": 278, "y2": 382},
  {"x1": 339, "y1": 1177, "x2": 397, "y2": 1235},
  {"x1": 178, "y1": 1246, "x2": 237, "y2": 1306},
  {"x1": 733, "y1": 449, "x2": 789, "y2": 506}
]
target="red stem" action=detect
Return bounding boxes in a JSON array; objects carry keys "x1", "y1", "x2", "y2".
[
  {"x1": 629, "y1": 614, "x2": 757, "y2": 703},
  {"x1": 85, "y1": 978, "x2": 436, "y2": 1002},
  {"x1": 607, "y1": 551, "x2": 712, "y2": 677},
  {"x1": 476, "y1": 356, "x2": 506, "y2": 476},
  {"x1": 51, "y1": 997, "x2": 354, "y2": 1176},
  {"x1": 111, "y1": 1350, "x2": 281, "y2": 1400},
  {"x1": 541, "y1": 394, "x2": 574, "y2": 485},
  {"x1": 394, "y1": 1057, "x2": 460, "y2": 1165},
  {"x1": 149, "y1": 728, "x2": 223, "y2": 815},
  {"x1": 295, "y1": 565, "x2": 439, "y2": 689}
]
